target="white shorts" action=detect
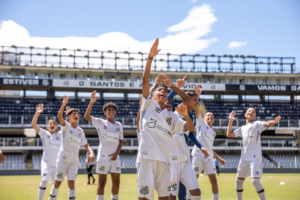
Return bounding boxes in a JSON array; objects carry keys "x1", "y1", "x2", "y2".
[
  {"x1": 96, "y1": 159, "x2": 121, "y2": 174},
  {"x1": 170, "y1": 161, "x2": 199, "y2": 196},
  {"x1": 192, "y1": 154, "x2": 216, "y2": 175},
  {"x1": 41, "y1": 163, "x2": 56, "y2": 184},
  {"x1": 137, "y1": 159, "x2": 171, "y2": 199},
  {"x1": 55, "y1": 160, "x2": 78, "y2": 182},
  {"x1": 237, "y1": 160, "x2": 263, "y2": 178}
]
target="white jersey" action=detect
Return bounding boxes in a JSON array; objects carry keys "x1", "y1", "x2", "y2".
[
  {"x1": 85, "y1": 150, "x2": 95, "y2": 166},
  {"x1": 137, "y1": 95, "x2": 186, "y2": 165},
  {"x1": 58, "y1": 121, "x2": 88, "y2": 165},
  {"x1": 91, "y1": 117, "x2": 124, "y2": 161},
  {"x1": 170, "y1": 111, "x2": 190, "y2": 165},
  {"x1": 191, "y1": 114, "x2": 216, "y2": 159},
  {"x1": 38, "y1": 129, "x2": 61, "y2": 167},
  {"x1": 233, "y1": 121, "x2": 267, "y2": 162}
]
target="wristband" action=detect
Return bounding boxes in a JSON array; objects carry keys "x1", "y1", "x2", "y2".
[{"x1": 148, "y1": 57, "x2": 153, "y2": 59}]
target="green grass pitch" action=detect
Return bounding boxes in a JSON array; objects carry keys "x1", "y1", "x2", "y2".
[{"x1": 0, "y1": 173, "x2": 299, "y2": 200}]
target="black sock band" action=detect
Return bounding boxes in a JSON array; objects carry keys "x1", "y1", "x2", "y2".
[
  {"x1": 69, "y1": 197, "x2": 75, "y2": 199},
  {"x1": 50, "y1": 195, "x2": 56, "y2": 198},
  {"x1": 257, "y1": 189, "x2": 264, "y2": 194},
  {"x1": 236, "y1": 189, "x2": 243, "y2": 192},
  {"x1": 39, "y1": 187, "x2": 46, "y2": 190}
]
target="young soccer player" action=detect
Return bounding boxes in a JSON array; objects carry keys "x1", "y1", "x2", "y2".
[
  {"x1": 49, "y1": 95, "x2": 95, "y2": 200},
  {"x1": 84, "y1": 91, "x2": 124, "y2": 200},
  {"x1": 167, "y1": 80, "x2": 209, "y2": 200},
  {"x1": 137, "y1": 38, "x2": 195, "y2": 200},
  {"x1": 31, "y1": 104, "x2": 61, "y2": 200},
  {"x1": 191, "y1": 104, "x2": 226, "y2": 200},
  {"x1": 84, "y1": 150, "x2": 96, "y2": 185},
  {"x1": 227, "y1": 108, "x2": 281, "y2": 200}
]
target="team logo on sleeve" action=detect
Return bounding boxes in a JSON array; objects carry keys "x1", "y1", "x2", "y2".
[
  {"x1": 140, "y1": 183, "x2": 149, "y2": 195},
  {"x1": 146, "y1": 118, "x2": 157, "y2": 128}
]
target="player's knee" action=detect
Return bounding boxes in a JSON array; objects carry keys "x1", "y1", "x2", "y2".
[
  {"x1": 112, "y1": 178, "x2": 120, "y2": 188},
  {"x1": 209, "y1": 175, "x2": 217, "y2": 185},
  {"x1": 98, "y1": 179, "x2": 107, "y2": 188},
  {"x1": 189, "y1": 188, "x2": 201, "y2": 196}
]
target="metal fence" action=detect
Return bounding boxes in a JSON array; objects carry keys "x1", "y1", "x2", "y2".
[{"x1": 0, "y1": 45, "x2": 297, "y2": 73}]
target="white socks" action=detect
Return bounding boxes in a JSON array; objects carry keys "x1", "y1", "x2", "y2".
[
  {"x1": 190, "y1": 195, "x2": 201, "y2": 200},
  {"x1": 49, "y1": 186, "x2": 59, "y2": 200},
  {"x1": 69, "y1": 189, "x2": 76, "y2": 199},
  {"x1": 252, "y1": 179, "x2": 266, "y2": 200},
  {"x1": 111, "y1": 194, "x2": 119, "y2": 199},
  {"x1": 213, "y1": 193, "x2": 219, "y2": 200},
  {"x1": 236, "y1": 179, "x2": 244, "y2": 200},
  {"x1": 97, "y1": 195, "x2": 104, "y2": 200},
  {"x1": 38, "y1": 181, "x2": 48, "y2": 200}
]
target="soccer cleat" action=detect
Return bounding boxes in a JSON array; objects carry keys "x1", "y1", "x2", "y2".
[
  {"x1": 93, "y1": 179, "x2": 96, "y2": 184},
  {"x1": 84, "y1": 182, "x2": 90, "y2": 185}
]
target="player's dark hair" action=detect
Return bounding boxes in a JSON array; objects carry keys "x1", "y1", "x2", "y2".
[
  {"x1": 103, "y1": 102, "x2": 117, "y2": 112},
  {"x1": 185, "y1": 91, "x2": 198, "y2": 97},
  {"x1": 66, "y1": 108, "x2": 80, "y2": 116},
  {"x1": 48, "y1": 118, "x2": 57, "y2": 124},
  {"x1": 150, "y1": 83, "x2": 168, "y2": 95}
]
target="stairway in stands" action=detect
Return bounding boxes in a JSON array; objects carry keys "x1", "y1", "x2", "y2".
[{"x1": 263, "y1": 154, "x2": 278, "y2": 168}]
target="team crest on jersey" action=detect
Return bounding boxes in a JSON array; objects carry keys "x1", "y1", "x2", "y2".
[
  {"x1": 155, "y1": 107, "x2": 162, "y2": 114},
  {"x1": 115, "y1": 127, "x2": 120, "y2": 132},
  {"x1": 166, "y1": 116, "x2": 172, "y2": 126},
  {"x1": 171, "y1": 155, "x2": 177, "y2": 160},
  {"x1": 48, "y1": 136, "x2": 51, "y2": 139},
  {"x1": 56, "y1": 136, "x2": 59, "y2": 141},
  {"x1": 99, "y1": 165, "x2": 105, "y2": 171},
  {"x1": 140, "y1": 183, "x2": 149, "y2": 195},
  {"x1": 167, "y1": 181, "x2": 177, "y2": 191},
  {"x1": 201, "y1": 131, "x2": 207, "y2": 137},
  {"x1": 78, "y1": 129, "x2": 81, "y2": 132},
  {"x1": 70, "y1": 130, "x2": 73, "y2": 134},
  {"x1": 104, "y1": 121, "x2": 108, "y2": 125},
  {"x1": 146, "y1": 118, "x2": 157, "y2": 128}
]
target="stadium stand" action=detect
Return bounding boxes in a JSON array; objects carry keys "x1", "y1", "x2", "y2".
[{"x1": 0, "y1": 153, "x2": 26, "y2": 170}]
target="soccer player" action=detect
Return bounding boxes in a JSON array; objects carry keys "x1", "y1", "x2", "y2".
[
  {"x1": 167, "y1": 80, "x2": 209, "y2": 200},
  {"x1": 84, "y1": 91, "x2": 124, "y2": 200},
  {"x1": 191, "y1": 103, "x2": 226, "y2": 200},
  {"x1": 31, "y1": 103, "x2": 61, "y2": 200},
  {"x1": 84, "y1": 150, "x2": 96, "y2": 185},
  {"x1": 137, "y1": 38, "x2": 195, "y2": 200},
  {"x1": 49, "y1": 95, "x2": 95, "y2": 200},
  {"x1": 227, "y1": 109, "x2": 281, "y2": 200}
]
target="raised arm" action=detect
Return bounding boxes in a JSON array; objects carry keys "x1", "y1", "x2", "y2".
[
  {"x1": 136, "y1": 99, "x2": 142, "y2": 132},
  {"x1": 84, "y1": 144, "x2": 95, "y2": 166},
  {"x1": 31, "y1": 104, "x2": 44, "y2": 132},
  {"x1": 84, "y1": 90, "x2": 97, "y2": 123},
  {"x1": 57, "y1": 95, "x2": 68, "y2": 126},
  {"x1": 142, "y1": 38, "x2": 161, "y2": 98},
  {"x1": 167, "y1": 75, "x2": 187, "y2": 101},
  {"x1": 227, "y1": 111, "x2": 237, "y2": 138},
  {"x1": 163, "y1": 75, "x2": 190, "y2": 105},
  {"x1": 175, "y1": 103, "x2": 194, "y2": 132},
  {"x1": 264, "y1": 116, "x2": 281, "y2": 127},
  {"x1": 213, "y1": 150, "x2": 226, "y2": 165}
]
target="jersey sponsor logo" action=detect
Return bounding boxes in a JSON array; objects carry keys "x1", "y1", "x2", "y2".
[
  {"x1": 146, "y1": 118, "x2": 157, "y2": 128},
  {"x1": 155, "y1": 107, "x2": 162, "y2": 114},
  {"x1": 146, "y1": 115, "x2": 172, "y2": 139},
  {"x1": 194, "y1": 166, "x2": 199, "y2": 172},
  {"x1": 167, "y1": 181, "x2": 177, "y2": 192},
  {"x1": 99, "y1": 165, "x2": 105, "y2": 171},
  {"x1": 142, "y1": 150, "x2": 148, "y2": 155},
  {"x1": 67, "y1": 136, "x2": 81, "y2": 147},
  {"x1": 171, "y1": 155, "x2": 177, "y2": 160},
  {"x1": 57, "y1": 172, "x2": 63, "y2": 178},
  {"x1": 140, "y1": 183, "x2": 149, "y2": 195},
  {"x1": 102, "y1": 132, "x2": 119, "y2": 143}
]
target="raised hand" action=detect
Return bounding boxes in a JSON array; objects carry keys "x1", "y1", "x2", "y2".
[
  {"x1": 36, "y1": 104, "x2": 44, "y2": 114},
  {"x1": 195, "y1": 84, "x2": 203, "y2": 96},
  {"x1": 176, "y1": 75, "x2": 187, "y2": 88},
  {"x1": 162, "y1": 75, "x2": 173, "y2": 88},
  {"x1": 90, "y1": 90, "x2": 97, "y2": 103},
  {"x1": 154, "y1": 74, "x2": 165, "y2": 85},
  {"x1": 62, "y1": 95, "x2": 69, "y2": 105},
  {"x1": 175, "y1": 103, "x2": 188, "y2": 117},
  {"x1": 201, "y1": 147, "x2": 209, "y2": 158},
  {"x1": 229, "y1": 111, "x2": 237, "y2": 121},
  {"x1": 149, "y1": 38, "x2": 161, "y2": 58},
  {"x1": 274, "y1": 116, "x2": 281, "y2": 124}
]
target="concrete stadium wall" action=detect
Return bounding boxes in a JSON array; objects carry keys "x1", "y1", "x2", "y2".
[{"x1": 0, "y1": 168, "x2": 300, "y2": 176}]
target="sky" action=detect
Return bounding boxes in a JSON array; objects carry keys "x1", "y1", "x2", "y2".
[{"x1": 0, "y1": 0, "x2": 299, "y2": 70}]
